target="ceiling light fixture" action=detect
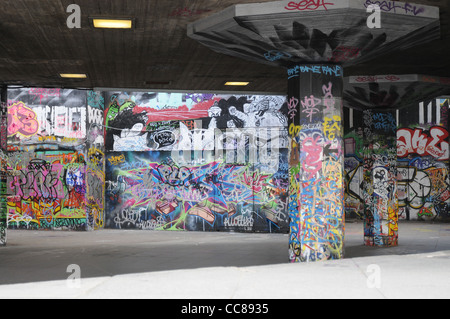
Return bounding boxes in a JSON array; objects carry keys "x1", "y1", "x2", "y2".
[
  {"x1": 91, "y1": 18, "x2": 134, "y2": 29},
  {"x1": 224, "y1": 81, "x2": 250, "y2": 86},
  {"x1": 59, "y1": 73, "x2": 88, "y2": 79}
]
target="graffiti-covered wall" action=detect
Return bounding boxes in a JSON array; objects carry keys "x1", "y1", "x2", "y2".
[
  {"x1": 3, "y1": 87, "x2": 449, "y2": 235},
  {"x1": 104, "y1": 92, "x2": 290, "y2": 232},
  {"x1": 5, "y1": 88, "x2": 105, "y2": 230},
  {"x1": 344, "y1": 98, "x2": 450, "y2": 221},
  {"x1": 397, "y1": 99, "x2": 450, "y2": 221}
]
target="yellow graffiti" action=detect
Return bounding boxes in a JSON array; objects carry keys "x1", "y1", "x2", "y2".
[
  {"x1": 323, "y1": 115, "x2": 342, "y2": 141},
  {"x1": 108, "y1": 154, "x2": 126, "y2": 166},
  {"x1": 39, "y1": 136, "x2": 57, "y2": 142},
  {"x1": 289, "y1": 123, "x2": 301, "y2": 137},
  {"x1": 88, "y1": 147, "x2": 105, "y2": 166},
  {"x1": 388, "y1": 205, "x2": 399, "y2": 235}
]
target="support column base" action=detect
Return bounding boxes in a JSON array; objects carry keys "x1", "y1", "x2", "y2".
[{"x1": 364, "y1": 236, "x2": 398, "y2": 247}]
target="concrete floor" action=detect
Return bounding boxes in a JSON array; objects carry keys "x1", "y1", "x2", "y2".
[{"x1": 0, "y1": 220, "x2": 450, "y2": 299}]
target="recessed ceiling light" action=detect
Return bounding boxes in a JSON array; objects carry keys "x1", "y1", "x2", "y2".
[
  {"x1": 91, "y1": 18, "x2": 134, "y2": 29},
  {"x1": 59, "y1": 73, "x2": 88, "y2": 79},
  {"x1": 224, "y1": 81, "x2": 250, "y2": 86}
]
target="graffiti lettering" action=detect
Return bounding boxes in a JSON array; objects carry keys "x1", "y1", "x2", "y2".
[
  {"x1": 363, "y1": 0, "x2": 425, "y2": 16},
  {"x1": 8, "y1": 102, "x2": 39, "y2": 138},
  {"x1": 322, "y1": 82, "x2": 335, "y2": 112},
  {"x1": 301, "y1": 95, "x2": 321, "y2": 122},
  {"x1": 285, "y1": 0, "x2": 334, "y2": 11},
  {"x1": 157, "y1": 164, "x2": 192, "y2": 187},
  {"x1": 264, "y1": 50, "x2": 292, "y2": 62},
  {"x1": 242, "y1": 170, "x2": 270, "y2": 193},
  {"x1": 153, "y1": 130, "x2": 176, "y2": 149},
  {"x1": 30, "y1": 88, "x2": 61, "y2": 104},
  {"x1": 324, "y1": 116, "x2": 341, "y2": 141},
  {"x1": 224, "y1": 215, "x2": 254, "y2": 227},
  {"x1": 287, "y1": 97, "x2": 299, "y2": 120},
  {"x1": 354, "y1": 75, "x2": 401, "y2": 82},
  {"x1": 329, "y1": 46, "x2": 360, "y2": 63},
  {"x1": 372, "y1": 112, "x2": 397, "y2": 134},
  {"x1": 33, "y1": 105, "x2": 87, "y2": 140},
  {"x1": 287, "y1": 65, "x2": 342, "y2": 79},
  {"x1": 106, "y1": 153, "x2": 289, "y2": 232},
  {"x1": 397, "y1": 127, "x2": 449, "y2": 160},
  {"x1": 88, "y1": 105, "x2": 103, "y2": 126}
]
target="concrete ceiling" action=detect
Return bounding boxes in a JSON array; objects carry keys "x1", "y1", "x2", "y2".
[{"x1": 0, "y1": 0, "x2": 449, "y2": 95}]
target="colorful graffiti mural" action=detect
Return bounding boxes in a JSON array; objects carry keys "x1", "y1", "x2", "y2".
[
  {"x1": 7, "y1": 102, "x2": 39, "y2": 139},
  {"x1": 104, "y1": 92, "x2": 288, "y2": 151},
  {"x1": 3, "y1": 88, "x2": 290, "y2": 233},
  {"x1": 4, "y1": 88, "x2": 101, "y2": 231},
  {"x1": 105, "y1": 151, "x2": 289, "y2": 232},
  {"x1": 104, "y1": 92, "x2": 289, "y2": 233},
  {"x1": 397, "y1": 98, "x2": 450, "y2": 221},
  {"x1": 4, "y1": 85, "x2": 447, "y2": 245},
  {"x1": 7, "y1": 88, "x2": 87, "y2": 149},
  {"x1": 397, "y1": 126, "x2": 449, "y2": 160},
  {"x1": 5, "y1": 151, "x2": 88, "y2": 230}
]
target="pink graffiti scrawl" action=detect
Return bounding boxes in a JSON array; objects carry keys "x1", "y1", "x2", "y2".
[
  {"x1": 243, "y1": 171, "x2": 270, "y2": 193},
  {"x1": 302, "y1": 135, "x2": 323, "y2": 178},
  {"x1": 301, "y1": 95, "x2": 321, "y2": 122},
  {"x1": 287, "y1": 96, "x2": 299, "y2": 120},
  {"x1": 7, "y1": 102, "x2": 39, "y2": 138}
]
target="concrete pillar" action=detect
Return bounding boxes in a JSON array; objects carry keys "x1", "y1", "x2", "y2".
[
  {"x1": 0, "y1": 85, "x2": 7, "y2": 246},
  {"x1": 362, "y1": 109, "x2": 398, "y2": 246},
  {"x1": 287, "y1": 64, "x2": 345, "y2": 262}
]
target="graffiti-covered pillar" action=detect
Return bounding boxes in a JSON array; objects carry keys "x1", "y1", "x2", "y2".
[
  {"x1": 362, "y1": 110, "x2": 398, "y2": 246},
  {"x1": 287, "y1": 64, "x2": 345, "y2": 262},
  {"x1": 86, "y1": 90, "x2": 106, "y2": 230},
  {"x1": 0, "y1": 86, "x2": 7, "y2": 245}
]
